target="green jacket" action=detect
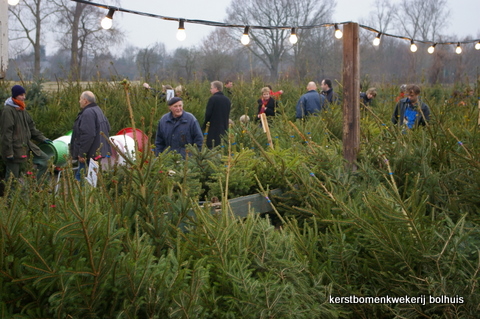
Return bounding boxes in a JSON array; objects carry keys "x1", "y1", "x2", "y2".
[{"x1": 0, "y1": 98, "x2": 47, "y2": 163}]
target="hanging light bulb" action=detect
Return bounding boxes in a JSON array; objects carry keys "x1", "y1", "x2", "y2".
[
  {"x1": 373, "y1": 33, "x2": 381, "y2": 46},
  {"x1": 8, "y1": 0, "x2": 20, "y2": 5},
  {"x1": 101, "y1": 8, "x2": 116, "y2": 30},
  {"x1": 427, "y1": 43, "x2": 436, "y2": 54},
  {"x1": 289, "y1": 27, "x2": 298, "y2": 44},
  {"x1": 334, "y1": 24, "x2": 343, "y2": 39},
  {"x1": 475, "y1": 41, "x2": 480, "y2": 50},
  {"x1": 176, "y1": 19, "x2": 186, "y2": 41},
  {"x1": 241, "y1": 26, "x2": 250, "y2": 45},
  {"x1": 455, "y1": 43, "x2": 462, "y2": 54},
  {"x1": 410, "y1": 39, "x2": 417, "y2": 52}
]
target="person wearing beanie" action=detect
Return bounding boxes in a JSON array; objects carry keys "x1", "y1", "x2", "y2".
[
  {"x1": 0, "y1": 85, "x2": 52, "y2": 181},
  {"x1": 155, "y1": 97, "x2": 203, "y2": 158},
  {"x1": 70, "y1": 91, "x2": 111, "y2": 182}
]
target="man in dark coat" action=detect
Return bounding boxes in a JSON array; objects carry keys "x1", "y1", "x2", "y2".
[
  {"x1": 202, "y1": 81, "x2": 231, "y2": 148},
  {"x1": 0, "y1": 85, "x2": 51, "y2": 181},
  {"x1": 70, "y1": 91, "x2": 111, "y2": 181}
]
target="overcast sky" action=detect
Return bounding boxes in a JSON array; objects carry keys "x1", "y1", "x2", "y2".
[{"x1": 101, "y1": 0, "x2": 480, "y2": 53}]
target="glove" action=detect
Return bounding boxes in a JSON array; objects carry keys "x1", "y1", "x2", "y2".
[
  {"x1": 6, "y1": 155, "x2": 14, "y2": 160},
  {"x1": 44, "y1": 139, "x2": 53, "y2": 144}
]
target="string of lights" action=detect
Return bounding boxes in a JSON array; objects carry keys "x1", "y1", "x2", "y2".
[{"x1": 10, "y1": 0, "x2": 480, "y2": 54}]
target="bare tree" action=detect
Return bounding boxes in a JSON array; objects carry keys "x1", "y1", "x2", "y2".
[
  {"x1": 225, "y1": 0, "x2": 335, "y2": 80},
  {"x1": 394, "y1": 0, "x2": 449, "y2": 41},
  {"x1": 8, "y1": 0, "x2": 56, "y2": 78},
  {"x1": 199, "y1": 28, "x2": 235, "y2": 81},
  {"x1": 170, "y1": 47, "x2": 199, "y2": 82},
  {"x1": 53, "y1": 0, "x2": 123, "y2": 80},
  {"x1": 136, "y1": 42, "x2": 167, "y2": 82}
]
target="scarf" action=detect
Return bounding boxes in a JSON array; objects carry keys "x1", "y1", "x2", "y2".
[
  {"x1": 12, "y1": 98, "x2": 26, "y2": 110},
  {"x1": 259, "y1": 98, "x2": 269, "y2": 114}
]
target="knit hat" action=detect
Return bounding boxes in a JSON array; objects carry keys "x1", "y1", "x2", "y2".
[
  {"x1": 167, "y1": 97, "x2": 182, "y2": 106},
  {"x1": 12, "y1": 85, "x2": 26, "y2": 98}
]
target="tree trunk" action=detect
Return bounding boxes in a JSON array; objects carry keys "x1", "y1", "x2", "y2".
[
  {"x1": 70, "y1": 2, "x2": 84, "y2": 80},
  {"x1": 33, "y1": 0, "x2": 41, "y2": 78}
]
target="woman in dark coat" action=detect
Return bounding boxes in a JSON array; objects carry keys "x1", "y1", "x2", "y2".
[{"x1": 257, "y1": 87, "x2": 276, "y2": 120}]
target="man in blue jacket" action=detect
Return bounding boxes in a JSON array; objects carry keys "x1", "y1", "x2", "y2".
[
  {"x1": 70, "y1": 91, "x2": 111, "y2": 181},
  {"x1": 155, "y1": 97, "x2": 203, "y2": 157},
  {"x1": 296, "y1": 81, "x2": 326, "y2": 119},
  {"x1": 391, "y1": 84, "x2": 430, "y2": 129}
]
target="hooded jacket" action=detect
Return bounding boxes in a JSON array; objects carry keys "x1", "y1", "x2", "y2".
[{"x1": 0, "y1": 97, "x2": 47, "y2": 162}]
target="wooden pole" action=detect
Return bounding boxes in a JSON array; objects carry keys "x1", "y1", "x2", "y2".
[
  {"x1": 477, "y1": 99, "x2": 480, "y2": 126},
  {"x1": 260, "y1": 113, "x2": 274, "y2": 149},
  {"x1": 342, "y1": 23, "x2": 360, "y2": 171}
]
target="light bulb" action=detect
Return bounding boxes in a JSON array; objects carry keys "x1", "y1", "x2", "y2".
[
  {"x1": 241, "y1": 26, "x2": 250, "y2": 45},
  {"x1": 410, "y1": 40, "x2": 417, "y2": 52},
  {"x1": 334, "y1": 24, "x2": 343, "y2": 39},
  {"x1": 289, "y1": 28, "x2": 298, "y2": 44},
  {"x1": 101, "y1": 8, "x2": 115, "y2": 30},
  {"x1": 176, "y1": 20, "x2": 186, "y2": 41},
  {"x1": 427, "y1": 44, "x2": 436, "y2": 54},
  {"x1": 476, "y1": 42, "x2": 480, "y2": 50},
  {"x1": 101, "y1": 17, "x2": 113, "y2": 29},
  {"x1": 455, "y1": 43, "x2": 462, "y2": 54},
  {"x1": 373, "y1": 33, "x2": 381, "y2": 46},
  {"x1": 8, "y1": 0, "x2": 20, "y2": 5}
]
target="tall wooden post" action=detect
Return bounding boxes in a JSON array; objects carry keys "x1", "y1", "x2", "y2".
[
  {"x1": 342, "y1": 23, "x2": 360, "y2": 171},
  {"x1": 0, "y1": 0, "x2": 8, "y2": 79}
]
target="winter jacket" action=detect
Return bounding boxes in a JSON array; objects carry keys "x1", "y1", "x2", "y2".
[
  {"x1": 296, "y1": 90, "x2": 326, "y2": 119},
  {"x1": 322, "y1": 88, "x2": 339, "y2": 104},
  {"x1": 257, "y1": 97, "x2": 277, "y2": 117},
  {"x1": 202, "y1": 92, "x2": 231, "y2": 148},
  {"x1": 70, "y1": 103, "x2": 111, "y2": 159},
  {"x1": 391, "y1": 97, "x2": 430, "y2": 128},
  {"x1": 360, "y1": 92, "x2": 372, "y2": 106},
  {"x1": 0, "y1": 98, "x2": 47, "y2": 162},
  {"x1": 155, "y1": 111, "x2": 203, "y2": 157}
]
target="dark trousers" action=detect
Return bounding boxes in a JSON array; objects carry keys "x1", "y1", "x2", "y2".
[{"x1": 5, "y1": 151, "x2": 51, "y2": 182}]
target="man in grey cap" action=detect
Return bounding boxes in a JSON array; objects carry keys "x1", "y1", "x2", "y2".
[
  {"x1": 0, "y1": 85, "x2": 52, "y2": 182},
  {"x1": 155, "y1": 97, "x2": 203, "y2": 157}
]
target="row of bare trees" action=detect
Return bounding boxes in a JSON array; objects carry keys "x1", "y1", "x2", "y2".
[{"x1": 6, "y1": 0, "x2": 479, "y2": 85}]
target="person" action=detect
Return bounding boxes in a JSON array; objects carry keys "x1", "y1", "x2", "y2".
[
  {"x1": 395, "y1": 84, "x2": 407, "y2": 102},
  {"x1": 320, "y1": 79, "x2": 339, "y2": 104},
  {"x1": 360, "y1": 88, "x2": 377, "y2": 106},
  {"x1": 224, "y1": 80, "x2": 233, "y2": 98},
  {"x1": 143, "y1": 83, "x2": 174, "y2": 102},
  {"x1": 0, "y1": 85, "x2": 52, "y2": 182},
  {"x1": 175, "y1": 85, "x2": 186, "y2": 98},
  {"x1": 391, "y1": 84, "x2": 430, "y2": 129},
  {"x1": 203, "y1": 81, "x2": 231, "y2": 148},
  {"x1": 257, "y1": 87, "x2": 277, "y2": 120},
  {"x1": 295, "y1": 81, "x2": 326, "y2": 119},
  {"x1": 155, "y1": 97, "x2": 203, "y2": 157},
  {"x1": 266, "y1": 85, "x2": 283, "y2": 100},
  {"x1": 70, "y1": 91, "x2": 111, "y2": 181}
]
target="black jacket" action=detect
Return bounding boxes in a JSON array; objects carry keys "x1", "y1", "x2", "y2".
[
  {"x1": 203, "y1": 92, "x2": 231, "y2": 148},
  {"x1": 257, "y1": 97, "x2": 276, "y2": 117},
  {"x1": 70, "y1": 103, "x2": 111, "y2": 159}
]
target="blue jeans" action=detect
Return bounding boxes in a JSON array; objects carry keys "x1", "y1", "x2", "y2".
[{"x1": 75, "y1": 161, "x2": 88, "y2": 181}]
